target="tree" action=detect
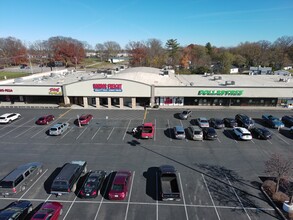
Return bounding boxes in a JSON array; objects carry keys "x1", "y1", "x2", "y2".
[
  {"x1": 95, "y1": 43, "x2": 105, "y2": 61},
  {"x1": 219, "y1": 51, "x2": 234, "y2": 74},
  {"x1": 103, "y1": 41, "x2": 121, "y2": 60},
  {"x1": 0, "y1": 37, "x2": 28, "y2": 66},
  {"x1": 126, "y1": 41, "x2": 147, "y2": 67},
  {"x1": 165, "y1": 39, "x2": 180, "y2": 67},
  {"x1": 145, "y1": 38, "x2": 165, "y2": 68},
  {"x1": 265, "y1": 153, "x2": 293, "y2": 193}
]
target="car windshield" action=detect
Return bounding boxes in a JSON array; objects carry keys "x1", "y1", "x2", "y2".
[
  {"x1": 112, "y1": 184, "x2": 123, "y2": 191},
  {"x1": 243, "y1": 133, "x2": 251, "y2": 135},
  {"x1": 201, "y1": 120, "x2": 208, "y2": 123},
  {"x1": 193, "y1": 130, "x2": 202, "y2": 135},
  {"x1": 39, "y1": 117, "x2": 45, "y2": 120},
  {"x1": 0, "y1": 117, "x2": 5, "y2": 119},
  {"x1": 84, "y1": 177, "x2": 98, "y2": 189},
  {"x1": 50, "y1": 128, "x2": 57, "y2": 131},
  {"x1": 80, "y1": 116, "x2": 86, "y2": 120},
  {"x1": 182, "y1": 111, "x2": 188, "y2": 115},
  {"x1": 142, "y1": 126, "x2": 152, "y2": 133},
  {"x1": 0, "y1": 180, "x2": 13, "y2": 188}
]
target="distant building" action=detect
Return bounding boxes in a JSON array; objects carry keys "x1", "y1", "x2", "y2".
[
  {"x1": 274, "y1": 70, "x2": 291, "y2": 76},
  {"x1": 249, "y1": 66, "x2": 272, "y2": 75},
  {"x1": 230, "y1": 66, "x2": 239, "y2": 74}
]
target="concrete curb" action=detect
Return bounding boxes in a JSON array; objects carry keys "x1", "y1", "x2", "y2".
[{"x1": 260, "y1": 186, "x2": 288, "y2": 220}]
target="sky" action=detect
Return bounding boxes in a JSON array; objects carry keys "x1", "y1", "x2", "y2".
[{"x1": 0, "y1": 0, "x2": 293, "y2": 49}]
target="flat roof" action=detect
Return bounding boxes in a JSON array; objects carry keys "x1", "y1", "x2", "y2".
[{"x1": 0, "y1": 67, "x2": 292, "y2": 87}]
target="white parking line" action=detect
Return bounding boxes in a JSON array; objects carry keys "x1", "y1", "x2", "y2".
[
  {"x1": 31, "y1": 125, "x2": 51, "y2": 138},
  {"x1": 251, "y1": 139, "x2": 255, "y2": 144},
  {"x1": 180, "y1": 120, "x2": 183, "y2": 127},
  {"x1": 60, "y1": 127, "x2": 74, "y2": 139},
  {"x1": 122, "y1": 120, "x2": 131, "y2": 140},
  {"x1": 225, "y1": 129, "x2": 238, "y2": 143},
  {"x1": 91, "y1": 127, "x2": 101, "y2": 140},
  {"x1": 167, "y1": 119, "x2": 172, "y2": 141},
  {"x1": 154, "y1": 118, "x2": 156, "y2": 142},
  {"x1": 217, "y1": 138, "x2": 221, "y2": 143},
  {"x1": 271, "y1": 130, "x2": 290, "y2": 145},
  {"x1": 0, "y1": 118, "x2": 35, "y2": 138},
  {"x1": 124, "y1": 171, "x2": 135, "y2": 220},
  {"x1": 202, "y1": 174, "x2": 221, "y2": 220},
  {"x1": 62, "y1": 195, "x2": 78, "y2": 220},
  {"x1": 107, "y1": 127, "x2": 115, "y2": 140},
  {"x1": 45, "y1": 194, "x2": 52, "y2": 202},
  {"x1": 267, "y1": 139, "x2": 273, "y2": 144},
  {"x1": 14, "y1": 126, "x2": 35, "y2": 138},
  {"x1": 178, "y1": 173, "x2": 189, "y2": 220},
  {"x1": 0, "y1": 118, "x2": 24, "y2": 131},
  {"x1": 18, "y1": 169, "x2": 48, "y2": 200},
  {"x1": 226, "y1": 176, "x2": 251, "y2": 220},
  {"x1": 76, "y1": 126, "x2": 88, "y2": 140}
]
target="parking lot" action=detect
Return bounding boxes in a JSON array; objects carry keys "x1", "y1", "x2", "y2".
[{"x1": 0, "y1": 108, "x2": 292, "y2": 220}]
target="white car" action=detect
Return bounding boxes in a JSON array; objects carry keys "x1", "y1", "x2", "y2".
[
  {"x1": 0, "y1": 113, "x2": 21, "y2": 124},
  {"x1": 49, "y1": 122, "x2": 69, "y2": 136},
  {"x1": 179, "y1": 110, "x2": 192, "y2": 120},
  {"x1": 196, "y1": 117, "x2": 209, "y2": 128},
  {"x1": 233, "y1": 127, "x2": 252, "y2": 140}
]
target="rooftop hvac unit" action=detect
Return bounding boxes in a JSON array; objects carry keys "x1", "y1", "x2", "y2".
[
  {"x1": 14, "y1": 78, "x2": 24, "y2": 84},
  {"x1": 225, "y1": 80, "x2": 235, "y2": 85}
]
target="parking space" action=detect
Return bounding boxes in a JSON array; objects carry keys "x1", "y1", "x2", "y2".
[{"x1": 0, "y1": 108, "x2": 292, "y2": 219}]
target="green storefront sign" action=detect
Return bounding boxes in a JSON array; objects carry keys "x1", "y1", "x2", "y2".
[{"x1": 198, "y1": 90, "x2": 244, "y2": 96}]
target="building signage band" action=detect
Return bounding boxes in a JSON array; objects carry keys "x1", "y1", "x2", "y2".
[
  {"x1": 198, "y1": 90, "x2": 244, "y2": 96},
  {"x1": 93, "y1": 83, "x2": 122, "y2": 92},
  {"x1": 0, "y1": 88, "x2": 13, "y2": 93},
  {"x1": 49, "y1": 88, "x2": 62, "y2": 95}
]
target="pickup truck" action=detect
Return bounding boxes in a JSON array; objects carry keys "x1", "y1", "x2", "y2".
[
  {"x1": 50, "y1": 161, "x2": 87, "y2": 196},
  {"x1": 158, "y1": 165, "x2": 180, "y2": 201}
]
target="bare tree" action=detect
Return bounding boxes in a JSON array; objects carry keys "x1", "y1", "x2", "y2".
[
  {"x1": 265, "y1": 153, "x2": 293, "y2": 193},
  {"x1": 103, "y1": 41, "x2": 121, "y2": 60}
]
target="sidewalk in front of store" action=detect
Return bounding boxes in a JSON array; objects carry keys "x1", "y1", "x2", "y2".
[{"x1": 0, "y1": 101, "x2": 292, "y2": 111}]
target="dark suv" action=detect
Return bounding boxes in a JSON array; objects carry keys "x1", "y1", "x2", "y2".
[
  {"x1": 235, "y1": 114, "x2": 255, "y2": 129},
  {"x1": 282, "y1": 115, "x2": 293, "y2": 127}
]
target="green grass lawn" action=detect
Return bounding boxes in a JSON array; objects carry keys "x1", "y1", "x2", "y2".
[{"x1": 0, "y1": 72, "x2": 30, "y2": 80}]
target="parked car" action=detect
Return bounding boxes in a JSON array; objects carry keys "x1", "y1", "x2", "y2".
[
  {"x1": 0, "y1": 200, "x2": 33, "y2": 219},
  {"x1": 79, "y1": 170, "x2": 106, "y2": 198},
  {"x1": 251, "y1": 127, "x2": 272, "y2": 140},
  {"x1": 223, "y1": 118, "x2": 238, "y2": 128},
  {"x1": 281, "y1": 115, "x2": 293, "y2": 127},
  {"x1": 235, "y1": 114, "x2": 255, "y2": 129},
  {"x1": 233, "y1": 127, "x2": 252, "y2": 140},
  {"x1": 0, "y1": 162, "x2": 43, "y2": 196},
  {"x1": 290, "y1": 126, "x2": 293, "y2": 134},
  {"x1": 202, "y1": 127, "x2": 217, "y2": 140},
  {"x1": 173, "y1": 126, "x2": 186, "y2": 139},
  {"x1": 108, "y1": 171, "x2": 131, "y2": 200},
  {"x1": 31, "y1": 202, "x2": 63, "y2": 220},
  {"x1": 262, "y1": 114, "x2": 284, "y2": 129},
  {"x1": 209, "y1": 118, "x2": 225, "y2": 129},
  {"x1": 196, "y1": 117, "x2": 209, "y2": 128},
  {"x1": 0, "y1": 113, "x2": 21, "y2": 124},
  {"x1": 140, "y1": 122, "x2": 155, "y2": 139},
  {"x1": 36, "y1": 115, "x2": 55, "y2": 125},
  {"x1": 78, "y1": 114, "x2": 93, "y2": 125},
  {"x1": 49, "y1": 122, "x2": 69, "y2": 136},
  {"x1": 179, "y1": 110, "x2": 192, "y2": 120},
  {"x1": 187, "y1": 126, "x2": 203, "y2": 141}
]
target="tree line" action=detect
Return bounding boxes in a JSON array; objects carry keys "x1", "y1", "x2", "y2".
[{"x1": 0, "y1": 35, "x2": 293, "y2": 73}]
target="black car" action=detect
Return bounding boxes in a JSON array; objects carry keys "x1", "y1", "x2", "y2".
[
  {"x1": 235, "y1": 114, "x2": 255, "y2": 129},
  {"x1": 223, "y1": 118, "x2": 238, "y2": 127},
  {"x1": 282, "y1": 115, "x2": 293, "y2": 127},
  {"x1": 209, "y1": 118, "x2": 224, "y2": 129},
  {"x1": 251, "y1": 127, "x2": 272, "y2": 140},
  {"x1": 202, "y1": 127, "x2": 217, "y2": 140},
  {"x1": 0, "y1": 200, "x2": 33, "y2": 220},
  {"x1": 79, "y1": 170, "x2": 106, "y2": 198}
]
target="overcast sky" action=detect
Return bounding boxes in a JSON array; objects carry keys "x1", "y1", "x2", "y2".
[{"x1": 0, "y1": 0, "x2": 292, "y2": 48}]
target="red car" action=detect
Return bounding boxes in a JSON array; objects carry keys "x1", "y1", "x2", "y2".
[
  {"x1": 36, "y1": 115, "x2": 55, "y2": 125},
  {"x1": 31, "y1": 202, "x2": 63, "y2": 220},
  {"x1": 108, "y1": 171, "x2": 131, "y2": 200},
  {"x1": 78, "y1": 114, "x2": 93, "y2": 125},
  {"x1": 140, "y1": 122, "x2": 155, "y2": 139}
]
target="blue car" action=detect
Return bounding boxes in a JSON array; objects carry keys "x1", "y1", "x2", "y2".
[{"x1": 262, "y1": 114, "x2": 284, "y2": 129}]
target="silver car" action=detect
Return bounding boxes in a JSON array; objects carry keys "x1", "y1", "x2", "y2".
[
  {"x1": 49, "y1": 122, "x2": 69, "y2": 136},
  {"x1": 196, "y1": 117, "x2": 209, "y2": 128},
  {"x1": 179, "y1": 110, "x2": 192, "y2": 120},
  {"x1": 173, "y1": 126, "x2": 186, "y2": 139},
  {"x1": 187, "y1": 126, "x2": 203, "y2": 141}
]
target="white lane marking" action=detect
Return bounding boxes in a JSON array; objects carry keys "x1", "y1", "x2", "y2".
[
  {"x1": 14, "y1": 126, "x2": 35, "y2": 138},
  {"x1": 217, "y1": 138, "x2": 221, "y2": 143},
  {"x1": 18, "y1": 169, "x2": 48, "y2": 200},
  {"x1": 76, "y1": 126, "x2": 88, "y2": 140},
  {"x1": 31, "y1": 125, "x2": 51, "y2": 138},
  {"x1": 226, "y1": 176, "x2": 251, "y2": 220},
  {"x1": 178, "y1": 173, "x2": 189, "y2": 220},
  {"x1": 60, "y1": 127, "x2": 73, "y2": 139},
  {"x1": 94, "y1": 171, "x2": 114, "y2": 220},
  {"x1": 124, "y1": 171, "x2": 135, "y2": 220},
  {"x1": 122, "y1": 120, "x2": 131, "y2": 140},
  {"x1": 271, "y1": 130, "x2": 290, "y2": 145},
  {"x1": 267, "y1": 139, "x2": 273, "y2": 144},
  {"x1": 0, "y1": 118, "x2": 24, "y2": 131},
  {"x1": 225, "y1": 129, "x2": 238, "y2": 143},
  {"x1": 62, "y1": 196, "x2": 78, "y2": 220},
  {"x1": 156, "y1": 172, "x2": 158, "y2": 220},
  {"x1": 180, "y1": 120, "x2": 183, "y2": 127},
  {"x1": 0, "y1": 118, "x2": 35, "y2": 138},
  {"x1": 251, "y1": 139, "x2": 255, "y2": 144},
  {"x1": 45, "y1": 194, "x2": 52, "y2": 202},
  {"x1": 202, "y1": 174, "x2": 221, "y2": 220},
  {"x1": 107, "y1": 127, "x2": 115, "y2": 140},
  {"x1": 167, "y1": 119, "x2": 172, "y2": 141},
  {"x1": 91, "y1": 127, "x2": 101, "y2": 140},
  {"x1": 154, "y1": 118, "x2": 156, "y2": 142}
]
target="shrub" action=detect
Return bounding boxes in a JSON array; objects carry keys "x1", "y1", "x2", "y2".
[
  {"x1": 272, "y1": 191, "x2": 289, "y2": 203},
  {"x1": 262, "y1": 180, "x2": 277, "y2": 197}
]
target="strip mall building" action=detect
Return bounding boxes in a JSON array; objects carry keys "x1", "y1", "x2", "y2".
[{"x1": 0, "y1": 67, "x2": 292, "y2": 108}]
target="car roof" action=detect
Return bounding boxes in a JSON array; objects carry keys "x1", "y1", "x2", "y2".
[
  {"x1": 199, "y1": 117, "x2": 208, "y2": 121},
  {"x1": 235, "y1": 127, "x2": 250, "y2": 132},
  {"x1": 0, "y1": 113, "x2": 17, "y2": 117},
  {"x1": 189, "y1": 125, "x2": 201, "y2": 131},
  {"x1": 113, "y1": 171, "x2": 131, "y2": 184},
  {"x1": 174, "y1": 125, "x2": 184, "y2": 131},
  {"x1": 143, "y1": 122, "x2": 153, "y2": 126},
  {"x1": 1, "y1": 162, "x2": 42, "y2": 181}
]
